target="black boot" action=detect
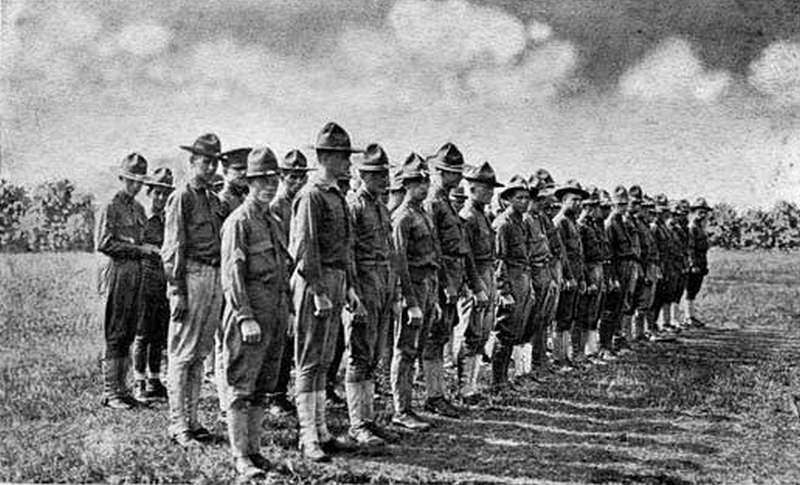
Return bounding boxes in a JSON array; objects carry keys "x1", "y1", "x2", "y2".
[{"x1": 491, "y1": 343, "x2": 512, "y2": 391}]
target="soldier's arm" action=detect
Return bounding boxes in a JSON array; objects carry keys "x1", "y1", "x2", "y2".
[
  {"x1": 221, "y1": 217, "x2": 255, "y2": 324},
  {"x1": 289, "y1": 191, "x2": 324, "y2": 295},
  {"x1": 555, "y1": 220, "x2": 574, "y2": 281},
  {"x1": 94, "y1": 201, "x2": 148, "y2": 260},
  {"x1": 462, "y1": 215, "x2": 484, "y2": 294},
  {"x1": 161, "y1": 190, "x2": 189, "y2": 296},
  {"x1": 392, "y1": 214, "x2": 418, "y2": 309},
  {"x1": 493, "y1": 219, "x2": 511, "y2": 296}
]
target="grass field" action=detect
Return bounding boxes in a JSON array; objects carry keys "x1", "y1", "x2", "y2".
[{"x1": 2, "y1": 249, "x2": 800, "y2": 484}]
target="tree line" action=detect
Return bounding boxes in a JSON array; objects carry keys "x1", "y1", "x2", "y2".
[{"x1": 0, "y1": 178, "x2": 798, "y2": 252}]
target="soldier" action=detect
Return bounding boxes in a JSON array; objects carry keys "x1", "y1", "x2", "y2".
[
  {"x1": 391, "y1": 153, "x2": 440, "y2": 431},
  {"x1": 668, "y1": 200, "x2": 691, "y2": 327},
  {"x1": 387, "y1": 167, "x2": 406, "y2": 214},
  {"x1": 95, "y1": 153, "x2": 157, "y2": 409},
  {"x1": 132, "y1": 167, "x2": 174, "y2": 403},
  {"x1": 628, "y1": 186, "x2": 661, "y2": 341},
  {"x1": 218, "y1": 147, "x2": 288, "y2": 479},
  {"x1": 290, "y1": 122, "x2": 364, "y2": 462},
  {"x1": 424, "y1": 143, "x2": 487, "y2": 418},
  {"x1": 267, "y1": 149, "x2": 314, "y2": 418},
  {"x1": 162, "y1": 134, "x2": 226, "y2": 446},
  {"x1": 575, "y1": 187, "x2": 606, "y2": 360},
  {"x1": 685, "y1": 197, "x2": 711, "y2": 326},
  {"x1": 344, "y1": 143, "x2": 395, "y2": 447},
  {"x1": 597, "y1": 190, "x2": 620, "y2": 359},
  {"x1": 649, "y1": 194, "x2": 677, "y2": 332},
  {"x1": 492, "y1": 176, "x2": 535, "y2": 390},
  {"x1": 524, "y1": 182, "x2": 557, "y2": 371},
  {"x1": 600, "y1": 186, "x2": 640, "y2": 356},
  {"x1": 553, "y1": 181, "x2": 588, "y2": 369},
  {"x1": 455, "y1": 162, "x2": 503, "y2": 403},
  {"x1": 210, "y1": 173, "x2": 225, "y2": 194},
  {"x1": 450, "y1": 185, "x2": 468, "y2": 213}
]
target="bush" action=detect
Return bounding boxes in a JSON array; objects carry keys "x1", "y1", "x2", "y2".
[{"x1": 707, "y1": 200, "x2": 800, "y2": 251}]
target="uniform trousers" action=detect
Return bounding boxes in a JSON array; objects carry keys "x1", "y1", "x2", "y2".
[
  {"x1": 455, "y1": 263, "x2": 496, "y2": 358},
  {"x1": 346, "y1": 264, "x2": 394, "y2": 383},
  {"x1": 576, "y1": 262, "x2": 605, "y2": 331},
  {"x1": 527, "y1": 263, "x2": 557, "y2": 365},
  {"x1": 100, "y1": 259, "x2": 143, "y2": 359}
]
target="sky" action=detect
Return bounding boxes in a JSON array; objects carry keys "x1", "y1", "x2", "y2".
[{"x1": 1, "y1": 0, "x2": 799, "y2": 207}]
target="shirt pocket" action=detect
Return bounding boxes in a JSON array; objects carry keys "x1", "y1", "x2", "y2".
[
  {"x1": 248, "y1": 238, "x2": 278, "y2": 284},
  {"x1": 409, "y1": 219, "x2": 433, "y2": 256},
  {"x1": 191, "y1": 210, "x2": 216, "y2": 242}
]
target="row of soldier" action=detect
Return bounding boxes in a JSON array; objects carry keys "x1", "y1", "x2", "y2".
[{"x1": 95, "y1": 122, "x2": 711, "y2": 479}]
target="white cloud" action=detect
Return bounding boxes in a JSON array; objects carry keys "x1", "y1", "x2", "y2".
[
  {"x1": 619, "y1": 38, "x2": 731, "y2": 102},
  {"x1": 528, "y1": 20, "x2": 553, "y2": 43},
  {"x1": 117, "y1": 22, "x2": 171, "y2": 57},
  {"x1": 749, "y1": 41, "x2": 800, "y2": 106}
]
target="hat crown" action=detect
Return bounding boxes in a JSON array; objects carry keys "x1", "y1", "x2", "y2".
[
  {"x1": 221, "y1": 147, "x2": 251, "y2": 168},
  {"x1": 691, "y1": 197, "x2": 710, "y2": 210},
  {"x1": 281, "y1": 149, "x2": 309, "y2": 170},
  {"x1": 464, "y1": 161, "x2": 500, "y2": 184},
  {"x1": 629, "y1": 184, "x2": 644, "y2": 201},
  {"x1": 429, "y1": 142, "x2": 464, "y2": 171},
  {"x1": 500, "y1": 175, "x2": 529, "y2": 199},
  {"x1": 612, "y1": 185, "x2": 629, "y2": 203},
  {"x1": 399, "y1": 152, "x2": 429, "y2": 180},
  {"x1": 246, "y1": 146, "x2": 279, "y2": 177},
  {"x1": 149, "y1": 167, "x2": 174, "y2": 187},
  {"x1": 315, "y1": 122, "x2": 354, "y2": 151},
  {"x1": 389, "y1": 166, "x2": 405, "y2": 191},
  {"x1": 678, "y1": 199, "x2": 690, "y2": 211},
  {"x1": 358, "y1": 143, "x2": 390, "y2": 171},
  {"x1": 120, "y1": 152, "x2": 148, "y2": 177},
  {"x1": 194, "y1": 133, "x2": 221, "y2": 154},
  {"x1": 535, "y1": 168, "x2": 554, "y2": 184}
]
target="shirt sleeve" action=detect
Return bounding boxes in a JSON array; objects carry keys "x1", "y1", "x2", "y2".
[
  {"x1": 289, "y1": 191, "x2": 324, "y2": 295},
  {"x1": 462, "y1": 215, "x2": 483, "y2": 293},
  {"x1": 493, "y1": 219, "x2": 511, "y2": 295},
  {"x1": 94, "y1": 201, "x2": 148, "y2": 260},
  {"x1": 161, "y1": 190, "x2": 188, "y2": 296},
  {"x1": 392, "y1": 213, "x2": 419, "y2": 309},
  {"x1": 220, "y1": 216, "x2": 254, "y2": 324}
]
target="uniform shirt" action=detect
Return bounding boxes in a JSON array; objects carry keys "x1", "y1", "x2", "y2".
[
  {"x1": 270, "y1": 184, "x2": 294, "y2": 241},
  {"x1": 555, "y1": 211, "x2": 586, "y2": 284},
  {"x1": 623, "y1": 215, "x2": 642, "y2": 261},
  {"x1": 544, "y1": 213, "x2": 573, "y2": 280},
  {"x1": 650, "y1": 219, "x2": 674, "y2": 273},
  {"x1": 392, "y1": 199, "x2": 440, "y2": 309},
  {"x1": 493, "y1": 207, "x2": 531, "y2": 293},
  {"x1": 221, "y1": 198, "x2": 289, "y2": 324},
  {"x1": 95, "y1": 190, "x2": 148, "y2": 261},
  {"x1": 604, "y1": 212, "x2": 637, "y2": 261},
  {"x1": 667, "y1": 218, "x2": 690, "y2": 272},
  {"x1": 142, "y1": 209, "x2": 167, "y2": 296},
  {"x1": 349, "y1": 187, "x2": 393, "y2": 266},
  {"x1": 632, "y1": 215, "x2": 659, "y2": 265},
  {"x1": 289, "y1": 178, "x2": 352, "y2": 295},
  {"x1": 218, "y1": 184, "x2": 247, "y2": 220},
  {"x1": 162, "y1": 178, "x2": 225, "y2": 295},
  {"x1": 459, "y1": 199, "x2": 495, "y2": 267},
  {"x1": 577, "y1": 213, "x2": 605, "y2": 265},
  {"x1": 525, "y1": 210, "x2": 552, "y2": 264},
  {"x1": 425, "y1": 185, "x2": 480, "y2": 293},
  {"x1": 688, "y1": 221, "x2": 710, "y2": 271}
]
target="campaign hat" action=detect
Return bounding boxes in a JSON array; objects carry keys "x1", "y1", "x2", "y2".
[
  {"x1": 463, "y1": 161, "x2": 504, "y2": 187},
  {"x1": 499, "y1": 175, "x2": 529, "y2": 200},
  {"x1": 611, "y1": 185, "x2": 629, "y2": 204},
  {"x1": 599, "y1": 189, "x2": 612, "y2": 208},
  {"x1": 450, "y1": 185, "x2": 468, "y2": 200},
  {"x1": 180, "y1": 133, "x2": 225, "y2": 159},
  {"x1": 554, "y1": 179, "x2": 589, "y2": 200},
  {"x1": 582, "y1": 185, "x2": 600, "y2": 206},
  {"x1": 398, "y1": 152, "x2": 430, "y2": 182},
  {"x1": 642, "y1": 195, "x2": 656, "y2": 208},
  {"x1": 279, "y1": 149, "x2": 315, "y2": 172},
  {"x1": 653, "y1": 194, "x2": 670, "y2": 212},
  {"x1": 356, "y1": 143, "x2": 391, "y2": 172},
  {"x1": 428, "y1": 142, "x2": 465, "y2": 173},
  {"x1": 389, "y1": 166, "x2": 405, "y2": 191},
  {"x1": 245, "y1": 146, "x2": 280, "y2": 178},
  {"x1": 119, "y1": 152, "x2": 148, "y2": 182},
  {"x1": 220, "y1": 147, "x2": 251, "y2": 169},
  {"x1": 308, "y1": 122, "x2": 364, "y2": 153},
  {"x1": 628, "y1": 184, "x2": 644, "y2": 202},
  {"x1": 145, "y1": 167, "x2": 174, "y2": 189}
]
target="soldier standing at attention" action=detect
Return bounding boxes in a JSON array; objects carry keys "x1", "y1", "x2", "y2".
[
  {"x1": 649, "y1": 194, "x2": 676, "y2": 333},
  {"x1": 132, "y1": 167, "x2": 174, "y2": 403},
  {"x1": 685, "y1": 197, "x2": 711, "y2": 327},
  {"x1": 492, "y1": 176, "x2": 535, "y2": 391},
  {"x1": 344, "y1": 143, "x2": 396, "y2": 447},
  {"x1": 391, "y1": 153, "x2": 440, "y2": 431},
  {"x1": 162, "y1": 134, "x2": 226, "y2": 446},
  {"x1": 95, "y1": 153, "x2": 157, "y2": 410},
  {"x1": 668, "y1": 200, "x2": 691, "y2": 328},
  {"x1": 575, "y1": 188, "x2": 605, "y2": 360},
  {"x1": 424, "y1": 143, "x2": 487, "y2": 418},
  {"x1": 267, "y1": 149, "x2": 314, "y2": 418},
  {"x1": 290, "y1": 122, "x2": 364, "y2": 462},
  {"x1": 449, "y1": 185, "x2": 468, "y2": 213},
  {"x1": 456, "y1": 162, "x2": 503, "y2": 403},
  {"x1": 552, "y1": 181, "x2": 588, "y2": 369},
  {"x1": 628, "y1": 186, "x2": 660, "y2": 341},
  {"x1": 597, "y1": 190, "x2": 620, "y2": 360},
  {"x1": 219, "y1": 147, "x2": 288, "y2": 479}
]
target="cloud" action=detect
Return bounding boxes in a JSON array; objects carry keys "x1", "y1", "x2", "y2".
[
  {"x1": 749, "y1": 41, "x2": 800, "y2": 106},
  {"x1": 117, "y1": 22, "x2": 172, "y2": 57},
  {"x1": 619, "y1": 38, "x2": 731, "y2": 102}
]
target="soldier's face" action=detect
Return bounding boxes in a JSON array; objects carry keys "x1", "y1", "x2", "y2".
[
  {"x1": 563, "y1": 193, "x2": 581, "y2": 212},
  {"x1": 470, "y1": 182, "x2": 494, "y2": 205},
  {"x1": 281, "y1": 170, "x2": 308, "y2": 196},
  {"x1": 223, "y1": 166, "x2": 247, "y2": 187},
  {"x1": 190, "y1": 154, "x2": 218, "y2": 182},
  {"x1": 250, "y1": 175, "x2": 279, "y2": 204},
  {"x1": 509, "y1": 191, "x2": 530, "y2": 213},
  {"x1": 629, "y1": 201, "x2": 641, "y2": 214},
  {"x1": 123, "y1": 178, "x2": 143, "y2": 196},
  {"x1": 407, "y1": 178, "x2": 429, "y2": 202},
  {"x1": 149, "y1": 187, "x2": 170, "y2": 211},
  {"x1": 361, "y1": 170, "x2": 389, "y2": 195},
  {"x1": 320, "y1": 151, "x2": 351, "y2": 180},
  {"x1": 440, "y1": 170, "x2": 462, "y2": 189}
]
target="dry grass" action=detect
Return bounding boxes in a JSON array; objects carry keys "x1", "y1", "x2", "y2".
[{"x1": 2, "y1": 249, "x2": 800, "y2": 484}]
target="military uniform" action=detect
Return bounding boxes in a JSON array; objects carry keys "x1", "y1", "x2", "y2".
[
  {"x1": 649, "y1": 196, "x2": 677, "y2": 329},
  {"x1": 95, "y1": 153, "x2": 149, "y2": 408},
  {"x1": 667, "y1": 204, "x2": 690, "y2": 324},
  {"x1": 685, "y1": 198, "x2": 711, "y2": 324},
  {"x1": 576, "y1": 207, "x2": 605, "y2": 356},
  {"x1": 523, "y1": 208, "x2": 556, "y2": 367},
  {"x1": 163, "y1": 134, "x2": 226, "y2": 442}
]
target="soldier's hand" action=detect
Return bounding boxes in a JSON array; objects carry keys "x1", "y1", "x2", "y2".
[
  {"x1": 313, "y1": 293, "x2": 333, "y2": 319},
  {"x1": 475, "y1": 290, "x2": 489, "y2": 308},
  {"x1": 346, "y1": 288, "x2": 367, "y2": 317},
  {"x1": 171, "y1": 294, "x2": 188, "y2": 322},
  {"x1": 587, "y1": 283, "x2": 598, "y2": 294},
  {"x1": 240, "y1": 318, "x2": 262, "y2": 344},
  {"x1": 567, "y1": 278, "x2": 577, "y2": 291},
  {"x1": 407, "y1": 306, "x2": 423, "y2": 323},
  {"x1": 433, "y1": 303, "x2": 442, "y2": 322},
  {"x1": 578, "y1": 281, "x2": 587, "y2": 294},
  {"x1": 499, "y1": 293, "x2": 515, "y2": 308},
  {"x1": 444, "y1": 287, "x2": 459, "y2": 305}
]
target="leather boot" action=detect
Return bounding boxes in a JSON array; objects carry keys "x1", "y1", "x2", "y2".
[
  {"x1": 228, "y1": 404, "x2": 264, "y2": 480},
  {"x1": 491, "y1": 343, "x2": 511, "y2": 389},
  {"x1": 458, "y1": 355, "x2": 477, "y2": 399},
  {"x1": 101, "y1": 358, "x2": 132, "y2": 409},
  {"x1": 316, "y1": 390, "x2": 357, "y2": 454},
  {"x1": 346, "y1": 381, "x2": 385, "y2": 447},
  {"x1": 247, "y1": 406, "x2": 271, "y2": 470},
  {"x1": 296, "y1": 391, "x2": 328, "y2": 462}
]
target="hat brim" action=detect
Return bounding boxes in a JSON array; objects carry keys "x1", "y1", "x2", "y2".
[
  {"x1": 463, "y1": 176, "x2": 504, "y2": 188},
  {"x1": 356, "y1": 164, "x2": 391, "y2": 172},
  {"x1": 279, "y1": 166, "x2": 317, "y2": 172},
  {"x1": 306, "y1": 144, "x2": 365, "y2": 153},
  {"x1": 555, "y1": 187, "x2": 590, "y2": 200},
  {"x1": 690, "y1": 205, "x2": 710, "y2": 211},
  {"x1": 499, "y1": 186, "x2": 529, "y2": 199},
  {"x1": 430, "y1": 161, "x2": 464, "y2": 173},
  {"x1": 246, "y1": 170, "x2": 280, "y2": 178},
  {"x1": 180, "y1": 145, "x2": 226, "y2": 160},
  {"x1": 145, "y1": 181, "x2": 175, "y2": 189},
  {"x1": 119, "y1": 171, "x2": 148, "y2": 183}
]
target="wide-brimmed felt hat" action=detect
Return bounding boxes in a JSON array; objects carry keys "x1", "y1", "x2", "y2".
[
  {"x1": 180, "y1": 133, "x2": 225, "y2": 160},
  {"x1": 246, "y1": 146, "x2": 280, "y2": 178},
  {"x1": 357, "y1": 143, "x2": 391, "y2": 172},
  {"x1": 535, "y1": 168, "x2": 554, "y2": 185},
  {"x1": 642, "y1": 195, "x2": 656, "y2": 208},
  {"x1": 307, "y1": 122, "x2": 364, "y2": 153},
  {"x1": 611, "y1": 185, "x2": 629, "y2": 204},
  {"x1": 690, "y1": 197, "x2": 710, "y2": 211},
  {"x1": 554, "y1": 179, "x2": 589, "y2": 200},
  {"x1": 399, "y1": 152, "x2": 430, "y2": 182},
  {"x1": 677, "y1": 199, "x2": 691, "y2": 214},
  {"x1": 428, "y1": 142, "x2": 464, "y2": 173},
  {"x1": 146, "y1": 167, "x2": 174, "y2": 189},
  {"x1": 119, "y1": 152, "x2": 148, "y2": 182},
  {"x1": 653, "y1": 194, "x2": 670, "y2": 212},
  {"x1": 582, "y1": 185, "x2": 600, "y2": 206},
  {"x1": 280, "y1": 149, "x2": 315, "y2": 171},
  {"x1": 450, "y1": 185, "x2": 468, "y2": 200},
  {"x1": 389, "y1": 166, "x2": 405, "y2": 191},
  {"x1": 500, "y1": 175, "x2": 529, "y2": 200},
  {"x1": 463, "y1": 161, "x2": 504, "y2": 187},
  {"x1": 599, "y1": 189, "x2": 612, "y2": 208},
  {"x1": 220, "y1": 147, "x2": 251, "y2": 169},
  {"x1": 628, "y1": 184, "x2": 644, "y2": 202}
]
